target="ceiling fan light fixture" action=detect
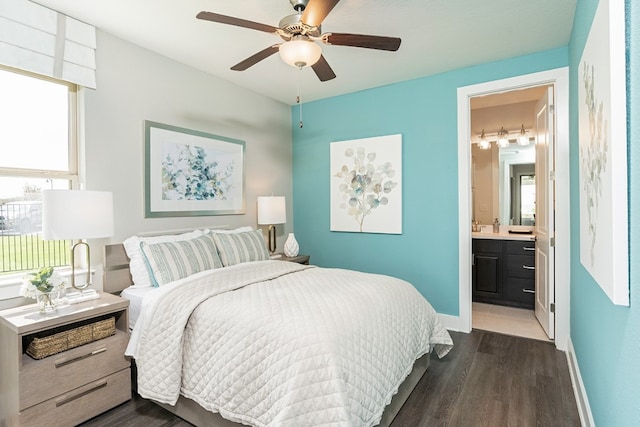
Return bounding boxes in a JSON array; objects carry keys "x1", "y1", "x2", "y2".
[{"x1": 279, "y1": 36, "x2": 322, "y2": 68}]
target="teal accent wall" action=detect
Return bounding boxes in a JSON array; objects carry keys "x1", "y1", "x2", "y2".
[
  {"x1": 569, "y1": 0, "x2": 640, "y2": 425},
  {"x1": 292, "y1": 48, "x2": 567, "y2": 315},
  {"x1": 291, "y1": 0, "x2": 640, "y2": 423}
]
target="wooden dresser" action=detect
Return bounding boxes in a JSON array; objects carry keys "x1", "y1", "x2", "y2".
[{"x1": 0, "y1": 292, "x2": 131, "y2": 426}]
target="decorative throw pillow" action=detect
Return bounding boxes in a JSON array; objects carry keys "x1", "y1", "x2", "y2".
[
  {"x1": 212, "y1": 229, "x2": 270, "y2": 267},
  {"x1": 123, "y1": 230, "x2": 203, "y2": 288},
  {"x1": 141, "y1": 233, "x2": 223, "y2": 287}
]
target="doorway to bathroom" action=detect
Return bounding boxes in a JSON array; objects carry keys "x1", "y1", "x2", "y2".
[
  {"x1": 457, "y1": 68, "x2": 570, "y2": 350},
  {"x1": 470, "y1": 84, "x2": 552, "y2": 341}
]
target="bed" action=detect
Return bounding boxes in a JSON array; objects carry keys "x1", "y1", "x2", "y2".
[{"x1": 103, "y1": 228, "x2": 453, "y2": 427}]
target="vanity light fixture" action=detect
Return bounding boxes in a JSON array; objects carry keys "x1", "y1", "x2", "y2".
[
  {"x1": 478, "y1": 129, "x2": 491, "y2": 150},
  {"x1": 497, "y1": 127, "x2": 510, "y2": 148},
  {"x1": 518, "y1": 124, "x2": 530, "y2": 146}
]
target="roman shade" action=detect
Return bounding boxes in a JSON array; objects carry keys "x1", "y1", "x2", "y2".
[{"x1": 0, "y1": 0, "x2": 96, "y2": 88}]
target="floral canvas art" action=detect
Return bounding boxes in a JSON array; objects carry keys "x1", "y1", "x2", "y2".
[
  {"x1": 578, "y1": 0, "x2": 628, "y2": 305},
  {"x1": 330, "y1": 134, "x2": 402, "y2": 234},
  {"x1": 145, "y1": 121, "x2": 245, "y2": 218}
]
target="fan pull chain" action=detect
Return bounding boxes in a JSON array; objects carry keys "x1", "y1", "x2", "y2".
[{"x1": 297, "y1": 67, "x2": 303, "y2": 128}]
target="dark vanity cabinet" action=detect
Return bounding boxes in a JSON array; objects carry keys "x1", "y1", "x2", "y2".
[
  {"x1": 472, "y1": 239, "x2": 503, "y2": 301},
  {"x1": 473, "y1": 238, "x2": 535, "y2": 309}
]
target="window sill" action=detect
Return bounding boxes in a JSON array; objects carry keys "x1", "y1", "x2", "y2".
[{"x1": 0, "y1": 268, "x2": 95, "y2": 300}]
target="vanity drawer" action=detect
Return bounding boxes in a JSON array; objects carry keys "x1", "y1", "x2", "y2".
[
  {"x1": 20, "y1": 330, "x2": 130, "y2": 410},
  {"x1": 473, "y1": 238, "x2": 503, "y2": 253},
  {"x1": 503, "y1": 278, "x2": 535, "y2": 308},
  {"x1": 505, "y1": 254, "x2": 536, "y2": 279},
  {"x1": 19, "y1": 368, "x2": 131, "y2": 426},
  {"x1": 504, "y1": 240, "x2": 536, "y2": 255}
]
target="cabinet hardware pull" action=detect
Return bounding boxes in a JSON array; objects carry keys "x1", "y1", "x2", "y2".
[
  {"x1": 522, "y1": 265, "x2": 535, "y2": 270},
  {"x1": 55, "y1": 347, "x2": 107, "y2": 368},
  {"x1": 522, "y1": 289, "x2": 535, "y2": 294},
  {"x1": 55, "y1": 380, "x2": 107, "y2": 407},
  {"x1": 523, "y1": 247, "x2": 535, "y2": 251}
]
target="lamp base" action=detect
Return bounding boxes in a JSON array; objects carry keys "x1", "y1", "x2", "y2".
[{"x1": 65, "y1": 289, "x2": 100, "y2": 304}]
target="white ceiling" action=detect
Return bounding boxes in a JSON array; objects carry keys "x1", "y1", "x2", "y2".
[{"x1": 33, "y1": 0, "x2": 577, "y2": 106}]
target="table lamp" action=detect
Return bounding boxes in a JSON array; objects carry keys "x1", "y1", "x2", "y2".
[
  {"x1": 43, "y1": 190, "x2": 114, "y2": 302},
  {"x1": 257, "y1": 196, "x2": 286, "y2": 257}
]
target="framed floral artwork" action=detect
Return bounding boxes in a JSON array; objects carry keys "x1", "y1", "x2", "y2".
[
  {"x1": 330, "y1": 134, "x2": 402, "y2": 234},
  {"x1": 578, "y1": 0, "x2": 628, "y2": 305},
  {"x1": 144, "y1": 121, "x2": 245, "y2": 218}
]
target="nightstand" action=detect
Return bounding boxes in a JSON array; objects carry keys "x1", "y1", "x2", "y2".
[
  {"x1": 277, "y1": 254, "x2": 310, "y2": 265},
  {"x1": 0, "y1": 292, "x2": 131, "y2": 426}
]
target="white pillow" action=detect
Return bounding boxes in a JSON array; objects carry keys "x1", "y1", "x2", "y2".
[{"x1": 123, "y1": 230, "x2": 203, "y2": 288}]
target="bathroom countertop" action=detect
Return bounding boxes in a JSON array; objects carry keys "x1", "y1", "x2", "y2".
[{"x1": 472, "y1": 230, "x2": 536, "y2": 241}]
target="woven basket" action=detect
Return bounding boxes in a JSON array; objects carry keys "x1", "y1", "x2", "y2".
[{"x1": 26, "y1": 317, "x2": 116, "y2": 360}]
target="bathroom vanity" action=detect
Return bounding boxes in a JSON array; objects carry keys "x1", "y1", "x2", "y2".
[{"x1": 472, "y1": 232, "x2": 536, "y2": 309}]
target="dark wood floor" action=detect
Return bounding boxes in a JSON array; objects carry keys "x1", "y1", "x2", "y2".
[{"x1": 80, "y1": 330, "x2": 581, "y2": 427}]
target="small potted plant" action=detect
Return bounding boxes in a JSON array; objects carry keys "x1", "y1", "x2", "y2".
[{"x1": 21, "y1": 267, "x2": 66, "y2": 313}]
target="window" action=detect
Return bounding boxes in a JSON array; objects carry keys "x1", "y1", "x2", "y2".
[
  {"x1": 0, "y1": 65, "x2": 78, "y2": 278},
  {"x1": 520, "y1": 174, "x2": 536, "y2": 226}
]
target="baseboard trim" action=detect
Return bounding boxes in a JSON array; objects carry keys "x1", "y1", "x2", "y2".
[
  {"x1": 438, "y1": 313, "x2": 463, "y2": 332},
  {"x1": 566, "y1": 338, "x2": 595, "y2": 427}
]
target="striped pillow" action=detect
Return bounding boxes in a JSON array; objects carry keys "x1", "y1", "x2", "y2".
[
  {"x1": 212, "y1": 229, "x2": 270, "y2": 266},
  {"x1": 141, "y1": 233, "x2": 223, "y2": 287}
]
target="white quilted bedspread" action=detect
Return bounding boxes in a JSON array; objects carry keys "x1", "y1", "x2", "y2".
[{"x1": 126, "y1": 261, "x2": 453, "y2": 427}]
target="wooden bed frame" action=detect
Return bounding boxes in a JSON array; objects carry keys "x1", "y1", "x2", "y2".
[{"x1": 103, "y1": 243, "x2": 430, "y2": 427}]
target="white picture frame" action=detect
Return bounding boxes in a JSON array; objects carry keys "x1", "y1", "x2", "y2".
[
  {"x1": 144, "y1": 121, "x2": 245, "y2": 218},
  {"x1": 578, "y1": 0, "x2": 628, "y2": 305},
  {"x1": 330, "y1": 134, "x2": 402, "y2": 234}
]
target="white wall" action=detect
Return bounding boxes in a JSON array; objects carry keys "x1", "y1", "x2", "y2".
[{"x1": 84, "y1": 31, "x2": 293, "y2": 289}]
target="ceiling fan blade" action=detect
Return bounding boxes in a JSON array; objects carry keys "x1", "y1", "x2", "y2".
[
  {"x1": 196, "y1": 11, "x2": 278, "y2": 34},
  {"x1": 231, "y1": 45, "x2": 280, "y2": 71},
  {"x1": 323, "y1": 33, "x2": 401, "y2": 51},
  {"x1": 301, "y1": 0, "x2": 341, "y2": 27},
  {"x1": 311, "y1": 55, "x2": 336, "y2": 82}
]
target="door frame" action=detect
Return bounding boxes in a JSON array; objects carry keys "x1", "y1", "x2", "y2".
[{"x1": 456, "y1": 68, "x2": 570, "y2": 351}]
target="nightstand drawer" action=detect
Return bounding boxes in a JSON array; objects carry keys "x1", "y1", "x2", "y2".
[
  {"x1": 20, "y1": 330, "x2": 130, "y2": 410},
  {"x1": 19, "y1": 368, "x2": 131, "y2": 427}
]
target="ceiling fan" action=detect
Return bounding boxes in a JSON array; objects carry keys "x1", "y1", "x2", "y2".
[{"x1": 196, "y1": 0, "x2": 401, "y2": 82}]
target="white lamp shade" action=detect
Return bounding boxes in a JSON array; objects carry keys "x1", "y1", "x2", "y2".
[
  {"x1": 257, "y1": 196, "x2": 286, "y2": 225},
  {"x1": 43, "y1": 190, "x2": 114, "y2": 240},
  {"x1": 279, "y1": 38, "x2": 322, "y2": 68}
]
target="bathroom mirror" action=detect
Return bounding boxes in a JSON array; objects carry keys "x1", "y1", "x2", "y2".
[{"x1": 472, "y1": 142, "x2": 535, "y2": 226}]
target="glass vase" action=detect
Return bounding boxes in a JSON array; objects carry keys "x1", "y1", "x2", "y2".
[{"x1": 36, "y1": 289, "x2": 60, "y2": 314}]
